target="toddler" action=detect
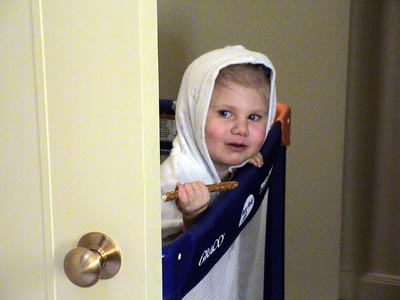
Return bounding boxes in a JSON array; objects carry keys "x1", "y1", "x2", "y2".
[{"x1": 161, "y1": 45, "x2": 276, "y2": 242}]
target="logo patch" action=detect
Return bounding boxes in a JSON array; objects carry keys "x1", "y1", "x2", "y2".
[
  {"x1": 239, "y1": 194, "x2": 255, "y2": 227},
  {"x1": 259, "y1": 166, "x2": 273, "y2": 195},
  {"x1": 198, "y1": 233, "x2": 225, "y2": 266}
]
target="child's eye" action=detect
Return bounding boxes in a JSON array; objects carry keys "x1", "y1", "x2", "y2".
[
  {"x1": 218, "y1": 110, "x2": 232, "y2": 118},
  {"x1": 248, "y1": 114, "x2": 262, "y2": 121}
]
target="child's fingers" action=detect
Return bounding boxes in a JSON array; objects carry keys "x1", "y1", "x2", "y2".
[
  {"x1": 183, "y1": 182, "x2": 209, "y2": 208},
  {"x1": 176, "y1": 181, "x2": 210, "y2": 215},
  {"x1": 176, "y1": 182, "x2": 189, "y2": 206},
  {"x1": 182, "y1": 182, "x2": 196, "y2": 200},
  {"x1": 249, "y1": 152, "x2": 263, "y2": 167},
  {"x1": 190, "y1": 182, "x2": 210, "y2": 206}
]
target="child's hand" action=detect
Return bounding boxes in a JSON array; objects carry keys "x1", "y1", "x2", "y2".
[
  {"x1": 175, "y1": 181, "x2": 210, "y2": 217},
  {"x1": 248, "y1": 152, "x2": 264, "y2": 168}
]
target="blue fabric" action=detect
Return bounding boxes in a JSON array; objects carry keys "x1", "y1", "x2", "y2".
[
  {"x1": 162, "y1": 122, "x2": 285, "y2": 300},
  {"x1": 264, "y1": 142, "x2": 286, "y2": 300}
]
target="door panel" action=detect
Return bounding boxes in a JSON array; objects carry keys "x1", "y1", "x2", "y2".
[
  {"x1": 1, "y1": 1, "x2": 161, "y2": 299},
  {"x1": 1, "y1": 1, "x2": 47, "y2": 298}
]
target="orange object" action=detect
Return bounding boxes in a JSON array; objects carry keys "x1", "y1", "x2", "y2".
[{"x1": 274, "y1": 102, "x2": 291, "y2": 146}]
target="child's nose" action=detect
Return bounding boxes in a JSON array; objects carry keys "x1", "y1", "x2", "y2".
[{"x1": 231, "y1": 119, "x2": 249, "y2": 136}]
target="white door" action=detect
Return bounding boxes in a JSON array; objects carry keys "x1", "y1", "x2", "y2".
[{"x1": 1, "y1": 1, "x2": 161, "y2": 299}]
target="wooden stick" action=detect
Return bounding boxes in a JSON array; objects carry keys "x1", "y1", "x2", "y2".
[{"x1": 162, "y1": 181, "x2": 239, "y2": 202}]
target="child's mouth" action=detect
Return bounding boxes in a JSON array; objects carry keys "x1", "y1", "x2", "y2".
[{"x1": 227, "y1": 143, "x2": 248, "y2": 151}]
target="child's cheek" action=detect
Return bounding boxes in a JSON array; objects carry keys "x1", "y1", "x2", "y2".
[{"x1": 253, "y1": 124, "x2": 267, "y2": 146}]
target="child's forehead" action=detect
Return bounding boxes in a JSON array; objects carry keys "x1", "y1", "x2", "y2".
[
  {"x1": 209, "y1": 83, "x2": 269, "y2": 108},
  {"x1": 211, "y1": 82, "x2": 270, "y2": 101}
]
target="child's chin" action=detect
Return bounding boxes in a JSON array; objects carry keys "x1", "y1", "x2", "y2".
[{"x1": 224, "y1": 158, "x2": 247, "y2": 167}]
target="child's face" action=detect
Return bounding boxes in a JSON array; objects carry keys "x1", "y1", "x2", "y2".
[{"x1": 205, "y1": 82, "x2": 269, "y2": 177}]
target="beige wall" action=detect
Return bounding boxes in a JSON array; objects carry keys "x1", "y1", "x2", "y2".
[
  {"x1": 340, "y1": 1, "x2": 400, "y2": 299},
  {"x1": 158, "y1": 1, "x2": 350, "y2": 299}
]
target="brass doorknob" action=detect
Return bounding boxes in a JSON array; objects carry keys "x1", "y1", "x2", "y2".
[{"x1": 63, "y1": 232, "x2": 121, "y2": 287}]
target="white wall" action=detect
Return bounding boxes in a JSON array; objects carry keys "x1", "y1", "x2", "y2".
[{"x1": 158, "y1": 1, "x2": 350, "y2": 299}]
